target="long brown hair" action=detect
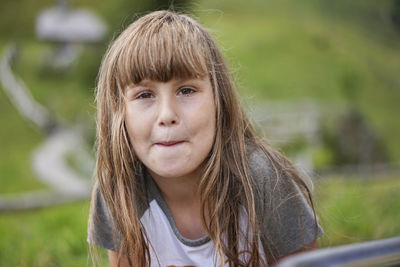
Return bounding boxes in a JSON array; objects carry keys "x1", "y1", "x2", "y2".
[{"x1": 90, "y1": 10, "x2": 316, "y2": 266}]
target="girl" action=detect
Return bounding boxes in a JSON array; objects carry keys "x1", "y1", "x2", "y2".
[{"x1": 88, "y1": 10, "x2": 323, "y2": 267}]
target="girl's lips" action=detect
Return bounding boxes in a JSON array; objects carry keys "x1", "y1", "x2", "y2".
[{"x1": 155, "y1": 141, "x2": 184, "y2": 146}]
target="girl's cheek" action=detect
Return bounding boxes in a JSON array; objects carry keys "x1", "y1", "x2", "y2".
[
  {"x1": 126, "y1": 103, "x2": 155, "y2": 123},
  {"x1": 128, "y1": 100, "x2": 155, "y2": 112},
  {"x1": 178, "y1": 95, "x2": 207, "y2": 109}
]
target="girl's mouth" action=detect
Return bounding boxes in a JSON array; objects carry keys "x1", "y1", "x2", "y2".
[{"x1": 155, "y1": 141, "x2": 185, "y2": 147}]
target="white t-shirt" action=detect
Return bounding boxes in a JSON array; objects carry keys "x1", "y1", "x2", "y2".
[{"x1": 140, "y1": 197, "x2": 265, "y2": 266}]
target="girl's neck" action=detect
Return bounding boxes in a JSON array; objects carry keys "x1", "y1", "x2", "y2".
[
  {"x1": 148, "y1": 168, "x2": 202, "y2": 206},
  {"x1": 148, "y1": 167, "x2": 207, "y2": 239}
]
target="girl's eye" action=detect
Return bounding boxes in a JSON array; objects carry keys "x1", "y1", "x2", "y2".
[
  {"x1": 136, "y1": 91, "x2": 153, "y2": 99},
  {"x1": 178, "y1": 87, "x2": 196, "y2": 96}
]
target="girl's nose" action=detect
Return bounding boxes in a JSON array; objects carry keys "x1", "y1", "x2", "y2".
[{"x1": 157, "y1": 97, "x2": 179, "y2": 127}]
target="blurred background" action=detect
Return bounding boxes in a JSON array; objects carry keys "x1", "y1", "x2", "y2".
[{"x1": 1, "y1": 0, "x2": 400, "y2": 266}]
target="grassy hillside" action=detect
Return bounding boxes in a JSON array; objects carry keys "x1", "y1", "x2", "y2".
[{"x1": 198, "y1": 0, "x2": 400, "y2": 160}]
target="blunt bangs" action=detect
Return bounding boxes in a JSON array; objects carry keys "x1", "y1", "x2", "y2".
[{"x1": 114, "y1": 11, "x2": 210, "y2": 90}]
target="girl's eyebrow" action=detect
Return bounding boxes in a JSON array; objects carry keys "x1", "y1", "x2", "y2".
[{"x1": 126, "y1": 80, "x2": 153, "y2": 92}]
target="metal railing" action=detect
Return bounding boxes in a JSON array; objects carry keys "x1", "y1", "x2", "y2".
[{"x1": 276, "y1": 236, "x2": 400, "y2": 267}]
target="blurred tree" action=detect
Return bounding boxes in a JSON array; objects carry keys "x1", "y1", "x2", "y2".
[
  {"x1": 391, "y1": 0, "x2": 400, "y2": 30},
  {"x1": 322, "y1": 110, "x2": 388, "y2": 166}
]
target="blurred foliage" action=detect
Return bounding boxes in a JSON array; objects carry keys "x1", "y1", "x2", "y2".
[
  {"x1": 311, "y1": 145, "x2": 335, "y2": 169},
  {"x1": 321, "y1": 109, "x2": 388, "y2": 166},
  {"x1": 392, "y1": 0, "x2": 400, "y2": 30},
  {"x1": 279, "y1": 135, "x2": 309, "y2": 156}
]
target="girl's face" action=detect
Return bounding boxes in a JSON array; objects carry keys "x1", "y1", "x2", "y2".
[{"x1": 124, "y1": 76, "x2": 216, "y2": 180}]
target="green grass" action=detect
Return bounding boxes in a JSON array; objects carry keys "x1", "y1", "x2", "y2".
[
  {"x1": 0, "y1": 201, "x2": 108, "y2": 267},
  {"x1": 315, "y1": 175, "x2": 400, "y2": 247}
]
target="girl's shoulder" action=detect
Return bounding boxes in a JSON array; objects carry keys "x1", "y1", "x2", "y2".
[
  {"x1": 245, "y1": 143, "x2": 310, "y2": 197},
  {"x1": 245, "y1": 144, "x2": 312, "y2": 219},
  {"x1": 246, "y1": 145, "x2": 275, "y2": 183},
  {"x1": 246, "y1": 144, "x2": 287, "y2": 192},
  {"x1": 88, "y1": 182, "x2": 122, "y2": 252},
  {"x1": 245, "y1": 144, "x2": 323, "y2": 259}
]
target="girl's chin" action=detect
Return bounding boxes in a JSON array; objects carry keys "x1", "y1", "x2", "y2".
[
  {"x1": 151, "y1": 169, "x2": 190, "y2": 179},
  {"x1": 148, "y1": 165, "x2": 198, "y2": 180}
]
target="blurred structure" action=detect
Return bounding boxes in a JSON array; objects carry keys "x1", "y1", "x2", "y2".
[
  {"x1": 0, "y1": 44, "x2": 92, "y2": 211},
  {"x1": 249, "y1": 101, "x2": 390, "y2": 176},
  {"x1": 35, "y1": 0, "x2": 107, "y2": 69},
  {"x1": 251, "y1": 100, "x2": 321, "y2": 145},
  {"x1": 250, "y1": 100, "x2": 321, "y2": 173},
  {"x1": 0, "y1": 1, "x2": 104, "y2": 211},
  {"x1": 0, "y1": 44, "x2": 55, "y2": 133}
]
